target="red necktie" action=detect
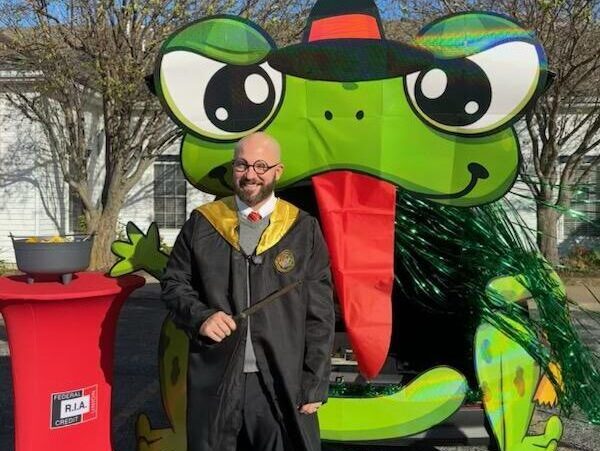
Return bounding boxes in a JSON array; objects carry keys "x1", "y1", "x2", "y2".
[{"x1": 247, "y1": 211, "x2": 262, "y2": 222}]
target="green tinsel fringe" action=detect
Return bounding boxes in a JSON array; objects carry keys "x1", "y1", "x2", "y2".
[
  {"x1": 328, "y1": 382, "x2": 483, "y2": 404},
  {"x1": 329, "y1": 383, "x2": 403, "y2": 398},
  {"x1": 392, "y1": 190, "x2": 600, "y2": 424}
]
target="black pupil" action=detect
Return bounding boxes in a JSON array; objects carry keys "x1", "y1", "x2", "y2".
[
  {"x1": 204, "y1": 65, "x2": 275, "y2": 133},
  {"x1": 415, "y1": 58, "x2": 491, "y2": 127}
]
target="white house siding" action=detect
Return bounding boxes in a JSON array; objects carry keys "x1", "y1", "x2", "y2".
[{"x1": 0, "y1": 97, "x2": 68, "y2": 264}]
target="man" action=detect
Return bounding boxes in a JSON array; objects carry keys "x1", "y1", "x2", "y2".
[{"x1": 161, "y1": 132, "x2": 335, "y2": 451}]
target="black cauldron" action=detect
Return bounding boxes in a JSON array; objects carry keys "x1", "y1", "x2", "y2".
[{"x1": 10, "y1": 234, "x2": 94, "y2": 284}]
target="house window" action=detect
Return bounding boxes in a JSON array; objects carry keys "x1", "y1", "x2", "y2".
[
  {"x1": 563, "y1": 165, "x2": 600, "y2": 237},
  {"x1": 154, "y1": 159, "x2": 186, "y2": 228}
]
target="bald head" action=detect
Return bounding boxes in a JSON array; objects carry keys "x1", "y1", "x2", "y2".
[
  {"x1": 232, "y1": 132, "x2": 284, "y2": 208},
  {"x1": 234, "y1": 132, "x2": 281, "y2": 163}
]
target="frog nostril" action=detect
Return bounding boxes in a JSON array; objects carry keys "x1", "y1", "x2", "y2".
[
  {"x1": 356, "y1": 110, "x2": 364, "y2": 120},
  {"x1": 324, "y1": 110, "x2": 333, "y2": 120}
]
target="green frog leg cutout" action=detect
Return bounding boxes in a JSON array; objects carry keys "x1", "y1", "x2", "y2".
[
  {"x1": 110, "y1": 221, "x2": 169, "y2": 279},
  {"x1": 319, "y1": 366, "x2": 467, "y2": 441},
  {"x1": 476, "y1": 276, "x2": 563, "y2": 451},
  {"x1": 137, "y1": 319, "x2": 189, "y2": 451}
]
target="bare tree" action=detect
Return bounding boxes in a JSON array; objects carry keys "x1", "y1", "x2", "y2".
[
  {"x1": 238, "y1": 0, "x2": 312, "y2": 44},
  {"x1": 0, "y1": 0, "x2": 308, "y2": 270},
  {"x1": 391, "y1": 0, "x2": 600, "y2": 264},
  {"x1": 517, "y1": 1, "x2": 600, "y2": 265}
]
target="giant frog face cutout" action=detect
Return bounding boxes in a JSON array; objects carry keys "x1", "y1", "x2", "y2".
[
  {"x1": 136, "y1": 1, "x2": 568, "y2": 448},
  {"x1": 155, "y1": 2, "x2": 549, "y2": 379},
  {"x1": 156, "y1": 10, "x2": 548, "y2": 207}
]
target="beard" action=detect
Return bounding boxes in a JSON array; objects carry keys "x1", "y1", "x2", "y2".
[{"x1": 234, "y1": 176, "x2": 276, "y2": 206}]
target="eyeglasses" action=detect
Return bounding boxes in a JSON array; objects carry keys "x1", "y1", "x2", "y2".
[{"x1": 232, "y1": 159, "x2": 280, "y2": 175}]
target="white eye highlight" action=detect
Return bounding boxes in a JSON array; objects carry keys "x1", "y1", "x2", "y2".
[
  {"x1": 215, "y1": 107, "x2": 229, "y2": 121},
  {"x1": 245, "y1": 73, "x2": 270, "y2": 104},
  {"x1": 421, "y1": 68, "x2": 447, "y2": 99},
  {"x1": 465, "y1": 101, "x2": 479, "y2": 114}
]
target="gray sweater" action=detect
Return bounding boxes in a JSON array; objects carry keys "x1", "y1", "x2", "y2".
[{"x1": 237, "y1": 212, "x2": 270, "y2": 373}]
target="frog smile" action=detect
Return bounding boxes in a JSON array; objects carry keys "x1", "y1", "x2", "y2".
[
  {"x1": 407, "y1": 163, "x2": 490, "y2": 200},
  {"x1": 207, "y1": 162, "x2": 490, "y2": 202}
]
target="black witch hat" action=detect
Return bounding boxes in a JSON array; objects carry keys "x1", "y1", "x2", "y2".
[{"x1": 268, "y1": 0, "x2": 434, "y2": 82}]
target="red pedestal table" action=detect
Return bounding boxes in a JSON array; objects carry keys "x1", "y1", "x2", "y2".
[{"x1": 0, "y1": 272, "x2": 145, "y2": 451}]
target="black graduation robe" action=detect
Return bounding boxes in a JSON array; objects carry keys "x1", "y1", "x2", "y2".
[{"x1": 161, "y1": 196, "x2": 335, "y2": 451}]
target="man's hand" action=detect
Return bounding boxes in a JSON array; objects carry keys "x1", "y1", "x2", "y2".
[
  {"x1": 298, "y1": 402, "x2": 322, "y2": 415},
  {"x1": 199, "y1": 311, "x2": 236, "y2": 342}
]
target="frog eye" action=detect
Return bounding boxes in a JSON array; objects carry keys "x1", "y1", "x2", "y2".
[
  {"x1": 405, "y1": 41, "x2": 543, "y2": 135},
  {"x1": 158, "y1": 51, "x2": 283, "y2": 141}
]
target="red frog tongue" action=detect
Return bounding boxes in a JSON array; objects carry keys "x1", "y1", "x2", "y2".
[{"x1": 312, "y1": 171, "x2": 396, "y2": 380}]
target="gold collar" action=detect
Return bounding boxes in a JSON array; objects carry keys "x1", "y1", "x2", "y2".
[{"x1": 195, "y1": 196, "x2": 300, "y2": 255}]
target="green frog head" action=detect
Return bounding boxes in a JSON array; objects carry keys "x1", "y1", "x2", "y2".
[
  {"x1": 154, "y1": 0, "x2": 550, "y2": 379},
  {"x1": 155, "y1": 4, "x2": 548, "y2": 207}
]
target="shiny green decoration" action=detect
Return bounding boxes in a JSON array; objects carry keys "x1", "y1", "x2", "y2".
[
  {"x1": 329, "y1": 382, "x2": 403, "y2": 398},
  {"x1": 328, "y1": 382, "x2": 483, "y2": 403},
  {"x1": 393, "y1": 190, "x2": 600, "y2": 424},
  {"x1": 415, "y1": 13, "x2": 539, "y2": 59}
]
